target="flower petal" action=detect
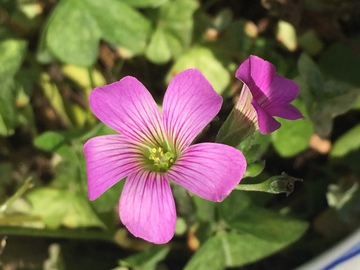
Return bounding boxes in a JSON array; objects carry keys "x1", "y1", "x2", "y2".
[
  {"x1": 266, "y1": 73, "x2": 299, "y2": 105},
  {"x1": 89, "y1": 77, "x2": 164, "y2": 145},
  {"x1": 251, "y1": 99, "x2": 281, "y2": 134},
  {"x1": 162, "y1": 69, "x2": 222, "y2": 150},
  {"x1": 168, "y1": 143, "x2": 246, "y2": 202},
  {"x1": 236, "y1": 55, "x2": 275, "y2": 99},
  {"x1": 269, "y1": 103, "x2": 305, "y2": 120},
  {"x1": 84, "y1": 135, "x2": 142, "y2": 200},
  {"x1": 119, "y1": 171, "x2": 176, "y2": 244}
]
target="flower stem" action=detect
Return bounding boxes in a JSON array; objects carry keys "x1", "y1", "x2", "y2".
[
  {"x1": 0, "y1": 177, "x2": 34, "y2": 214},
  {"x1": 235, "y1": 172, "x2": 303, "y2": 196},
  {"x1": 88, "y1": 67, "x2": 96, "y2": 90}
]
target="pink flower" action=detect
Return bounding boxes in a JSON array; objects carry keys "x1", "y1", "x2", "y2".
[
  {"x1": 84, "y1": 69, "x2": 246, "y2": 244},
  {"x1": 236, "y1": 55, "x2": 305, "y2": 134}
]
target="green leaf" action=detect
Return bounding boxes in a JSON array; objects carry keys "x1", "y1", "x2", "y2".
[
  {"x1": 158, "y1": 0, "x2": 197, "y2": 47},
  {"x1": 85, "y1": 0, "x2": 151, "y2": 55},
  {"x1": 77, "y1": 122, "x2": 117, "y2": 142},
  {"x1": 36, "y1": 12, "x2": 57, "y2": 64},
  {"x1": 276, "y1": 20, "x2": 297, "y2": 52},
  {"x1": 62, "y1": 191, "x2": 104, "y2": 228},
  {"x1": 227, "y1": 207, "x2": 308, "y2": 243},
  {"x1": 169, "y1": 46, "x2": 230, "y2": 94},
  {"x1": 52, "y1": 143, "x2": 83, "y2": 189},
  {"x1": 145, "y1": 27, "x2": 172, "y2": 63},
  {"x1": 61, "y1": 65, "x2": 104, "y2": 126},
  {"x1": 26, "y1": 188, "x2": 104, "y2": 229},
  {"x1": 0, "y1": 39, "x2": 27, "y2": 81},
  {"x1": 193, "y1": 196, "x2": 216, "y2": 222},
  {"x1": 319, "y1": 37, "x2": 360, "y2": 87},
  {"x1": 38, "y1": 73, "x2": 72, "y2": 126},
  {"x1": 0, "y1": 39, "x2": 27, "y2": 135},
  {"x1": 296, "y1": 53, "x2": 359, "y2": 137},
  {"x1": 243, "y1": 160, "x2": 265, "y2": 178},
  {"x1": 217, "y1": 191, "x2": 251, "y2": 223},
  {"x1": 34, "y1": 131, "x2": 66, "y2": 152},
  {"x1": 43, "y1": 0, "x2": 152, "y2": 65},
  {"x1": 186, "y1": 216, "x2": 308, "y2": 269},
  {"x1": 145, "y1": 0, "x2": 198, "y2": 63},
  {"x1": 0, "y1": 162, "x2": 13, "y2": 197},
  {"x1": 200, "y1": 197, "x2": 308, "y2": 268},
  {"x1": 0, "y1": 115, "x2": 10, "y2": 136},
  {"x1": 35, "y1": 131, "x2": 83, "y2": 190},
  {"x1": 236, "y1": 131, "x2": 271, "y2": 164},
  {"x1": 212, "y1": 19, "x2": 255, "y2": 57},
  {"x1": 171, "y1": 185, "x2": 196, "y2": 225},
  {"x1": 119, "y1": 246, "x2": 170, "y2": 270},
  {"x1": 297, "y1": 53, "x2": 325, "y2": 99},
  {"x1": 122, "y1": 0, "x2": 167, "y2": 7},
  {"x1": 175, "y1": 217, "x2": 187, "y2": 235},
  {"x1": 46, "y1": 0, "x2": 100, "y2": 66},
  {"x1": 330, "y1": 124, "x2": 360, "y2": 158},
  {"x1": 0, "y1": 81, "x2": 17, "y2": 136},
  {"x1": 271, "y1": 98, "x2": 313, "y2": 157},
  {"x1": 61, "y1": 65, "x2": 106, "y2": 89},
  {"x1": 184, "y1": 233, "x2": 225, "y2": 270},
  {"x1": 297, "y1": 29, "x2": 323, "y2": 56},
  {"x1": 89, "y1": 181, "x2": 124, "y2": 213},
  {"x1": 221, "y1": 230, "x2": 305, "y2": 267},
  {"x1": 212, "y1": 9, "x2": 233, "y2": 31}
]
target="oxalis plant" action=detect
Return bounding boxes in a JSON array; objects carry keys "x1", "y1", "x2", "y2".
[
  {"x1": 81, "y1": 55, "x2": 308, "y2": 269},
  {"x1": 2, "y1": 0, "x2": 360, "y2": 269},
  {"x1": 0, "y1": 54, "x2": 307, "y2": 269},
  {"x1": 84, "y1": 55, "x2": 304, "y2": 244}
]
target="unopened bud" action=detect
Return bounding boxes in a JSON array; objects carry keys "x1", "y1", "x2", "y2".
[
  {"x1": 268, "y1": 172, "x2": 303, "y2": 196},
  {"x1": 235, "y1": 172, "x2": 303, "y2": 196}
]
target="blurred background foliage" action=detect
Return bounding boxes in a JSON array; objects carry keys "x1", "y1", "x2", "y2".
[{"x1": 0, "y1": 0, "x2": 360, "y2": 269}]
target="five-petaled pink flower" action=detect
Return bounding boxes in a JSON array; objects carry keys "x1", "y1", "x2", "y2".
[
  {"x1": 236, "y1": 55, "x2": 305, "y2": 134},
  {"x1": 84, "y1": 69, "x2": 246, "y2": 244}
]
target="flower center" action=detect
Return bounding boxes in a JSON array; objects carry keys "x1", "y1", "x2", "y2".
[{"x1": 147, "y1": 147, "x2": 175, "y2": 172}]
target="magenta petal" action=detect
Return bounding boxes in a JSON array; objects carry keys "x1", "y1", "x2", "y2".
[
  {"x1": 84, "y1": 135, "x2": 141, "y2": 200},
  {"x1": 236, "y1": 55, "x2": 275, "y2": 99},
  {"x1": 269, "y1": 103, "x2": 305, "y2": 120},
  {"x1": 168, "y1": 143, "x2": 246, "y2": 202},
  {"x1": 266, "y1": 73, "x2": 299, "y2": 105},
  {"x1": 89, "y1": 77, "x2": 164, "y2": 145},
  {"x1": 252, "y1": 99, "x2": 281, "y2": 134},
  {"x1": 119, "y1": 171, "x2": 176, "y2": 244},
  {"x1": 162, "y1": 69, "x2": 222, "y2": 150}
]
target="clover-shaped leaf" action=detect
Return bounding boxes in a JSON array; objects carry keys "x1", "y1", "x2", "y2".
[
  {"x1": 40, "y1": 0, "x2": 151, "y2": 66},
  {"x1": 296, "y1": 53, "x2": 359, "y2": 137},
  {"x1": 145, "y1": 0, "x2": 198, "y2": 63}
]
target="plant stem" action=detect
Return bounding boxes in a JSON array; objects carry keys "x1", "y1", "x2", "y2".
[
  {"x1": 235, "y1": 172, "x2": 303, "y2": 196},
  {"x1": 88, "y1": 67, "x2": 96, "y2": 90},
  {"x1": 0, "y1": 178, "x2": 34, "y2": 214},
  {"x1": 235, "y1": 182, "x2": 271, "y2": 192}
]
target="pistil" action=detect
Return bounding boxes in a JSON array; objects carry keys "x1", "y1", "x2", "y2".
[{"x1": 147, "y1": 147, "x2": 175, "y2": 172}]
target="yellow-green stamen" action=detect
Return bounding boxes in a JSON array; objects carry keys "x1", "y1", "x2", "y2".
[{"x1": 147, "y1": 147, "x2": 175, "y2": 172}]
